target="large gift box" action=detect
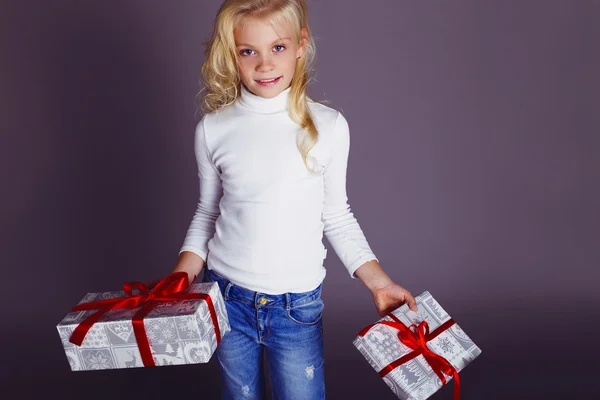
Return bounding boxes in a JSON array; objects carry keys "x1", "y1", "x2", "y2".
[
  {"x1": 353, "y1": 291, "x2": 481, "y2": 400},
  {"x1": 57, "y1": 272, "x2": 230, "y2": 371}
]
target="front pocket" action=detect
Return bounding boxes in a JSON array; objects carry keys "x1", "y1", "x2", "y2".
[{"x1": 286, "y1": 298, "x2": 324, "y2": 325}]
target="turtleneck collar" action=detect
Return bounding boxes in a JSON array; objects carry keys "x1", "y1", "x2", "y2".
[{"x1": 237, "y1": 83, "x2": 291, "y2": 114}]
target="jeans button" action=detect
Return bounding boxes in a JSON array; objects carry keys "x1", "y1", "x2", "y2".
[{"x1": 259, "y1": 297, "x2": 268, "y2": 305}]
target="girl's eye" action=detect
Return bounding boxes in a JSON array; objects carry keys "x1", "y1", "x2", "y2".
[{"x1": 239, "y1": 45, "x2": 285, "y2": 56}]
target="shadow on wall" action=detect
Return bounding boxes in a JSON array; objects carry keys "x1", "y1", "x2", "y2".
[{"x1": 4, "y1": 3, "x2": 221, "y2": 399}]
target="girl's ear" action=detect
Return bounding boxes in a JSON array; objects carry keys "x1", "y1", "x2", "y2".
[{"x1": 297, "y1": 27, "x2": 309, "y2": 58}]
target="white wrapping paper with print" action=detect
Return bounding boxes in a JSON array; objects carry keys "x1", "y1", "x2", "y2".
[
  {"x1": 57, "y1": 281, "x2": 230, "y2": 371},
  {"x1": 353, "y1": 291, "x2": 481, "y2": 400}
]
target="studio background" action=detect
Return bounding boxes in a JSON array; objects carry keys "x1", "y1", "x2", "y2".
[{"x1": 1, "y1": 1, "x2": 598, "y2": 399}]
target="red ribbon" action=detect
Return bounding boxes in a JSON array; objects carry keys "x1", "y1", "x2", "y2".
[
  {"x1": 357, "y1": 314, "x2": 460, "y2": 400},
  {"x1": 68, "y1": 272, "x2": 222, "y2": 367}
]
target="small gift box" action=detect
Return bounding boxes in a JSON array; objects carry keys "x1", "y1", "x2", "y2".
[
  {"x1": 57, "y1": 272, "x2": 230, "y2": 371},
  {"x1": 353, "y1": 291, "x2": 481, "y2": 400}
]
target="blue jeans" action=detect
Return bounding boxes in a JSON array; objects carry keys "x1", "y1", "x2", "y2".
[{"x1": 202, "y1": 267, "x2": 326, "y2": 400}]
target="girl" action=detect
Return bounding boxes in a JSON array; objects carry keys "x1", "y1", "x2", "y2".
[{"x1": 171, "y1": 1, "x2": 418, "y2": 398}]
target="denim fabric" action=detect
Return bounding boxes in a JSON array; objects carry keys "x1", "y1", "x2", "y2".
[{"x1": 202, "y1": 267, "x2": 326, "y2": 400}]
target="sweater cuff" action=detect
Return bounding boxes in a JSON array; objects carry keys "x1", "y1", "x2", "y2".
[
  {"x1": 348, "y1": 255, "x2": 379, "y2": 279},
  {"x1": 178, "y1": 247, "x2": 208, "y2": 263}
]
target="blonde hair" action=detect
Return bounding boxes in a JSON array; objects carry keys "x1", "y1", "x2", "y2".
[{"x1": 196, "y1": 0, "x2": 325, "y2": 172}]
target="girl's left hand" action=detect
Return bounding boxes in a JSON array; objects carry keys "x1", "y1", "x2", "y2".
[{"x1": 371, "y1": 281, "x2": 418, "y2": 317}]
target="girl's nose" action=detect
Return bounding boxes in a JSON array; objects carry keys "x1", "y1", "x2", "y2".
[{"x1": 257, "y1": 56, "x2": 275, "y2": 72}]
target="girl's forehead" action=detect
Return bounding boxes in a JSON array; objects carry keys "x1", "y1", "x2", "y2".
[{"x1": 234, "y1": 17, "x2": 294, "y2": 45}]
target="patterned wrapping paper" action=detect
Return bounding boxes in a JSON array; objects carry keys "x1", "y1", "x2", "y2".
[
  {"x1": 56, "y1": 282, "x2": 230, "y2": 371},
  {"x1": 353, "y1": 291, "x2": 481, "y2": 400}
]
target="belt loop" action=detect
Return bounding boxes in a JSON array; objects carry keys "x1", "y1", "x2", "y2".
[
  {"x1": 284, "y1": 293, "x2": 291, "y2": 310},
  {"x1": 224, "y1": 282, "x2": 233, "y2": 300}
]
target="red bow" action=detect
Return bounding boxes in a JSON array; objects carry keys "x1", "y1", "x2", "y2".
[
  {"x1": 358, "y1": 314, "x2": 460, "y2": 400},
  {"x1": 69, "y1": 272, "x2": 221, "y2": 367}
]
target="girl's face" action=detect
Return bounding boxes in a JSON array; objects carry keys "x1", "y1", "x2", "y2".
[{"x1": 234, "y1": 16, "x2": 306, "y2": 98}]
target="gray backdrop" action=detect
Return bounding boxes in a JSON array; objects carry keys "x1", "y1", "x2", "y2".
[{"x1": 1, "y1": 0, "x2": 598, "y2": 399}]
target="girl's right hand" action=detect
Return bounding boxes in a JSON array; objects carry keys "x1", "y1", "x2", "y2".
[
  {"x1": 143, "y1": 271, "x2": 198, "y2": 291},
  {"x1": 143, "y1": 251, "x2": 205, "y2": 290}
]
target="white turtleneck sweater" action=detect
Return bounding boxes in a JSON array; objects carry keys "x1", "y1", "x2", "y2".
[{"x1": 179, "y1": 84, "x2": 378, "y2": 294}]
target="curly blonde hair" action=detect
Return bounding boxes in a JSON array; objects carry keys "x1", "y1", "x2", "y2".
[{"x1": 195, "y1": 0, "x2": 325, "y2": 172}]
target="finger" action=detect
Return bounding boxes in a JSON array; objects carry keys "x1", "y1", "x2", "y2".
[{"x1": 406, "y1": 293, "x2": 418, "y2": 312}]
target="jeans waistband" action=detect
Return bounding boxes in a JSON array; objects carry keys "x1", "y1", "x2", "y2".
[{"x1": 203, "y1": 267, "x2": 322, "y2": 309}]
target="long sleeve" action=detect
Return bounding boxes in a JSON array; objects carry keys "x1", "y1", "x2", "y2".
[
  {"x1": 179, "y1": 116, "x2": 223, "y2": 262},
  {"x1": 322, "y1": 111, "x2": 379, "y2": 279}
]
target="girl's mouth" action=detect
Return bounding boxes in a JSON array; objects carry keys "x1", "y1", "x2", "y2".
[{"x1": 255, "y1": 76, "x2": 282, "y2": 86}]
